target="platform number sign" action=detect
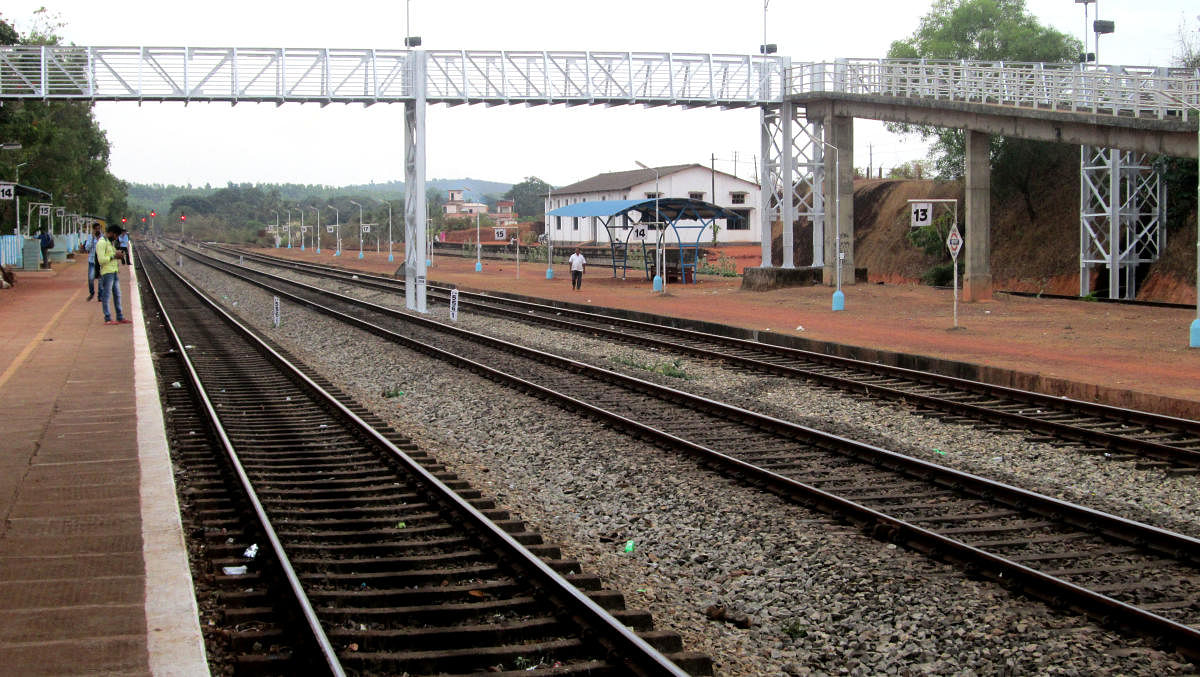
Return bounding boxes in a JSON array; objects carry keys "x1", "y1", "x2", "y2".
[
  {"x1": 39, "y1": 205, "x2": 50, "y2": 216},
  {"x1": 910, "y1": 202, "x2": 932, "y2": 228},
  {"x1": 0, "y1": 183, "x2": 13, "y2": 200},
  {"x1": 326, "y1": 225, "x2": 334, "y2": 233},
  {"x1": 56, "y1": 207, "x2": 65, "y2": 217},
  {"x1": 945, "y1": 224, "x2": 963, "y2": 259},
  {"x1": 361, "y1": 224, "x2": 371, "y2": 233},
  {"x1": 493, "y1": 228, "x2": 506, "y2": 240},
  {"x1": 632, "y1": 227, "x2": 647, "y2": 239}
]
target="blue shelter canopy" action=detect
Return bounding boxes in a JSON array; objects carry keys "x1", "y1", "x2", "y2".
[{"x1": 546, "y1": 198, "x2": 743, "y2": 282}]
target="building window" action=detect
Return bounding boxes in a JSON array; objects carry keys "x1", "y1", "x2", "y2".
[
  {"x1": 555, "y1": 216, "x2": 562, "y2": 231},
  {"x1": 689, "y1": 191, "x2": 705, "y2": 201},
  {"x1": 572, "y1": 217, "x2": 579, "y2": 231},
  {"x1": 730, "y1": 192, "x2": 747, "y2": 205},
  {"x1": 728, "y1": 209, "x2": 751, "y2": 230},
  {"x1": 645, "y1": 192, "x2": 662, "y2": 199}
]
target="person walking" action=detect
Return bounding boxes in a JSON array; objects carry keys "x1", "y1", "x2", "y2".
[
  {"x1": 568, "y1": 247, "x2": 586, "y2": 291},
  {"x1": 82, "y1": 222, "x2": 103, "y2": 300},
  {"x1": 96, "y1": 224, "x2": 130, "y2": 325},
  {"x1": 36, "y1": 227, "x2": 54, "y2": 269}
]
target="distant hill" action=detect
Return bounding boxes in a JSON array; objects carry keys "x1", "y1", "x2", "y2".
[{"x1": 126, "y1": 178, "x2": 514, "y2": 212}]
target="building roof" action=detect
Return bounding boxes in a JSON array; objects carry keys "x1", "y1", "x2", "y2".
[{"x1": 552, "y1": 164, "x2": 698, "y2": 196}]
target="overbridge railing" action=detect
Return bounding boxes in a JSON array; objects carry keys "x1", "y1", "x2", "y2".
[
  {"x1": 788, "y1": 58, "x2": 1200, "y2": 121},
  {"x1": 0, "y1": 45, "x2": 782, "y2": 106}
]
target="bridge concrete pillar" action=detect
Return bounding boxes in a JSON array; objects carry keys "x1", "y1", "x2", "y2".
[
  {"x1": 963, "y1": 129, "x2": 992, "y2": 302},
  {"x1": 822, "y1": 114, "x2": 854, "y2": 286},
  {"x1": 404, "y1": 49, "x2": 428, "y2": 313}
]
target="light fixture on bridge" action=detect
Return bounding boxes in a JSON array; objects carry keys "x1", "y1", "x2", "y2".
[
  {"x1": 405, "y1": 36, "x2": 422, "y2": 48},
  {"x1": 1093, "y1": 20, "x2": 1114, "y2": 35},
  {"x1": 759, "y1": 44, "x2": 777, "y2": 55}
]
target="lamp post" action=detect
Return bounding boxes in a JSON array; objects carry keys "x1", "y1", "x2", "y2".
[
  {"x1": 374, "y1": 198, "x2": 394, "y2": 262},
  {"x1": 635, "y1": 161, "x2": 664, "y2": 293},
  {"x1": 272, "y1": 210, "x2": 280, "y2": 248},
  {"x1": 475, "y1": 211, "x2": 482, "y2": 272},
  {"x1": 817, "y1": 139, "x2": 845, "y2": 311},
  {"x1": 545, "y1": 186, "x2": 554, "y2": 279},
  {"x1": 327, "y1": 204, "x2": 340, "y2": 256},
  {"x1": 286, "y1": 208, "x2": 293, "y2": 248},
  {"x1": 309, "y1": 206, "x2": 321, "y2": 253},
  {"x1": 350, "y1": 200, "x2": 364, "y2": 259},
  {"x1": 13, "y1": 162, "x2": 26, "y2": 236}
]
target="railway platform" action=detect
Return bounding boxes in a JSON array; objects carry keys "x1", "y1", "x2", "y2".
[
  {"x1": 0, "y1": 258, "x2": 206, "y2": 675},
  {"x1": 261, "y1": 246, "x2": 1200, "y2": 419}
]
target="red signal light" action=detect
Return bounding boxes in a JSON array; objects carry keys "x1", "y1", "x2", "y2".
[
  {"x1": 180, "y1": 214, "x2": 187, "y2": 222},
  {"x1": 141, "y1": 217, "x2": 146, "y2": 223},
  {"x1": 121, "y1": 217, "x2": 127, "y2": 224},
  {"x1": 150, "y1": 210, "x2": 157, "y2": 217}
]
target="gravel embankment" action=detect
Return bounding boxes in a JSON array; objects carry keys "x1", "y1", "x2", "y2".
[{"x1": 176, "y1": 255, "x2": 1198, "y2": 676}]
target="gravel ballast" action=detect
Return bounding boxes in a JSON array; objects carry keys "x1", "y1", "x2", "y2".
[{"x1": 176, "y1": 254, "x2": 1197, "y2": 675}]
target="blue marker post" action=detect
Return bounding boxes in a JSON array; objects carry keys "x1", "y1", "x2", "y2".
[{"x1": 475, "y1": 213, "x2": 482, "y2": 272}]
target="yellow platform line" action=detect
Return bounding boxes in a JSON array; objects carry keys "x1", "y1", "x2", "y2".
[{"x1": 0, "y1": 288, "x2": 83, "y2": 391}]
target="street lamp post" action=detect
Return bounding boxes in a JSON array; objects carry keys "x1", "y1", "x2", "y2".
[
  {"x1": 286, "y1": 208, "x2": 293, "y2": 248},
  {"x1": 545, "y1": 186, "x2": 554, "y2": 279},
  {"x1": 374, "y1": 198, "x2": 394, "y2": 262},
  {"x1": 309, "y1": 206, "x2": 321, "y2": 253},
  {"x1": 474, "y1": 211, "x2": 482, "y2": 272},
  {"x1": 818, "y1": 139, "x2": 845, "y2": 311},
  {"x1": 272, "y1": 210, "x2": 280, "y2": 248},
  {"x1": 327, "y1": 205, "x2": 340, "y2": 256},
  {"x1": 635, "y1": 161, "x2": 664, "y2": 293},
  {"x1": 13, "y1": 162, "x2": 27, "y2": 236},
  {"x1": 350, "y1": 200, "x2": 364, "y2": 259},
  {"x1": 300, "y1": 208, "x2": 307, "y2": 251}
]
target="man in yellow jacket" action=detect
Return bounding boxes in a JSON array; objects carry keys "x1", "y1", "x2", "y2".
[{"x1": 96, "y1": 225, "x2": 130, "y2": 325}]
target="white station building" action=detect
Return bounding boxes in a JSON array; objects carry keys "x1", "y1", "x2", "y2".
[{"x1": 545, "y1": 164, "x2": 760, "y2": 245}]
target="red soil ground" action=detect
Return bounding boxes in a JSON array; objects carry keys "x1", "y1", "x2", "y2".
[{"x1": 258, "y1": 246, "x2": 1200, "y2": 417}]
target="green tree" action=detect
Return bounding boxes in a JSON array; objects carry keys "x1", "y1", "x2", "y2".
[
  {"x1": 0, "y1": 12, "x2": 128, "y2": 228},
  {"x1": 504, "y1": 177, "x2": 552, "y2": 219},
  {"x1": 888, "y1": 0, "x2": 1081, "y2": 222}
]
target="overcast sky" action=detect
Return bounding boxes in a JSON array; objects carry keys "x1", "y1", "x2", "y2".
[{"x1": 2, "y1": 0, "x2": 1196, "y2": 188}]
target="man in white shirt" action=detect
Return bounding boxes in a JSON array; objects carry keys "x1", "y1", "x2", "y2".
[
  {"x1": 83, "y1": 222, "x2": 103, "y2": 301},
  {"x1": 568, "y1": 247, "x2": 586, "y2": 290}
]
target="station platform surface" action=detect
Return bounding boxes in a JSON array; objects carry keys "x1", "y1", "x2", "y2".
[
  {"x1": 0, "y1": 258, "x2": 206, "y2": 675},
  {"x1": 259, "y1": 246, "x2": 1200, "y2": 419}
]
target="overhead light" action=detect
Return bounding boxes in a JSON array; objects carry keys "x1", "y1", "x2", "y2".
[
  {"x1": 759, "y1": 44, "x2": 777, "y2": 55},
  {"x1": 1093, "y1": 19, "x2": 1115, "y2": 35},
  {"x1": 404, "y1": 36, "x2": 422, "y2": 47}
]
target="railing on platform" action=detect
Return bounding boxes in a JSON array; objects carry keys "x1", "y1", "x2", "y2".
[
  {"x1": 788, "y1": 59, "x2": 1200, "y2": 121},
  {"x1": 1, "y1": 234, "x2": 24, "y2": 269}
]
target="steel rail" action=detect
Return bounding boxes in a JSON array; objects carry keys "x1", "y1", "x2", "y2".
[
  {"x1": 152, "y1": 247, "x2": 692, "y2": 677},
  {"x1": 209, "y1": 245, "x2": 1200, "y2": 467},
  {"x1": 139, "y1": 251, "x2": 346, "y2": 676},
  {"x1": 183, "y1": 245, "x2": 1200, "y2": 658}
]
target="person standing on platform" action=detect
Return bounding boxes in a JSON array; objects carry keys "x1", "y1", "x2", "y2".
[
  {"x1": 117, "y1": 229, "x2": 130, "y2": 264},
  {"x1": 96, "y1": 225, "x2": 129, "y2": 325},
  {"x1": 36, "y1": 227, "x2": 54, "y2": 269},
  {"x1": 568, "y1": 247, "x2": 586, "y2": 291},
  {"x1": 83, "y1": 222, "x2": 103, "y2": 300}
]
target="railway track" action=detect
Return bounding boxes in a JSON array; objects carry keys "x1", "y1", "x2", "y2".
[
  {"x1": 138, "y1": 247, "x2": 708, "y2": 676},
  {"x1": 180, "y1": 244, "x2": 1200, "y2": 659},
  {"x1": 208, "y1": 244, "x2": 1200, "y2": 472}
]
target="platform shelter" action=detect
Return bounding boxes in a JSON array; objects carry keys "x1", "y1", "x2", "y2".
[{"x1": 546, "y1": 198, "x2": 743, "y2": 283}]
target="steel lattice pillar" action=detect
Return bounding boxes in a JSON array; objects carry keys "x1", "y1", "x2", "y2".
[
  {"x1": 404, "y1": 49, "x2": 428, "y2": 313},
  {"x1": 1079, "y1": 147, "x2": 1166, "y2": 300},
  {"x1": 759, "y1": 102, "x2": 825, "y2": 269}
]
